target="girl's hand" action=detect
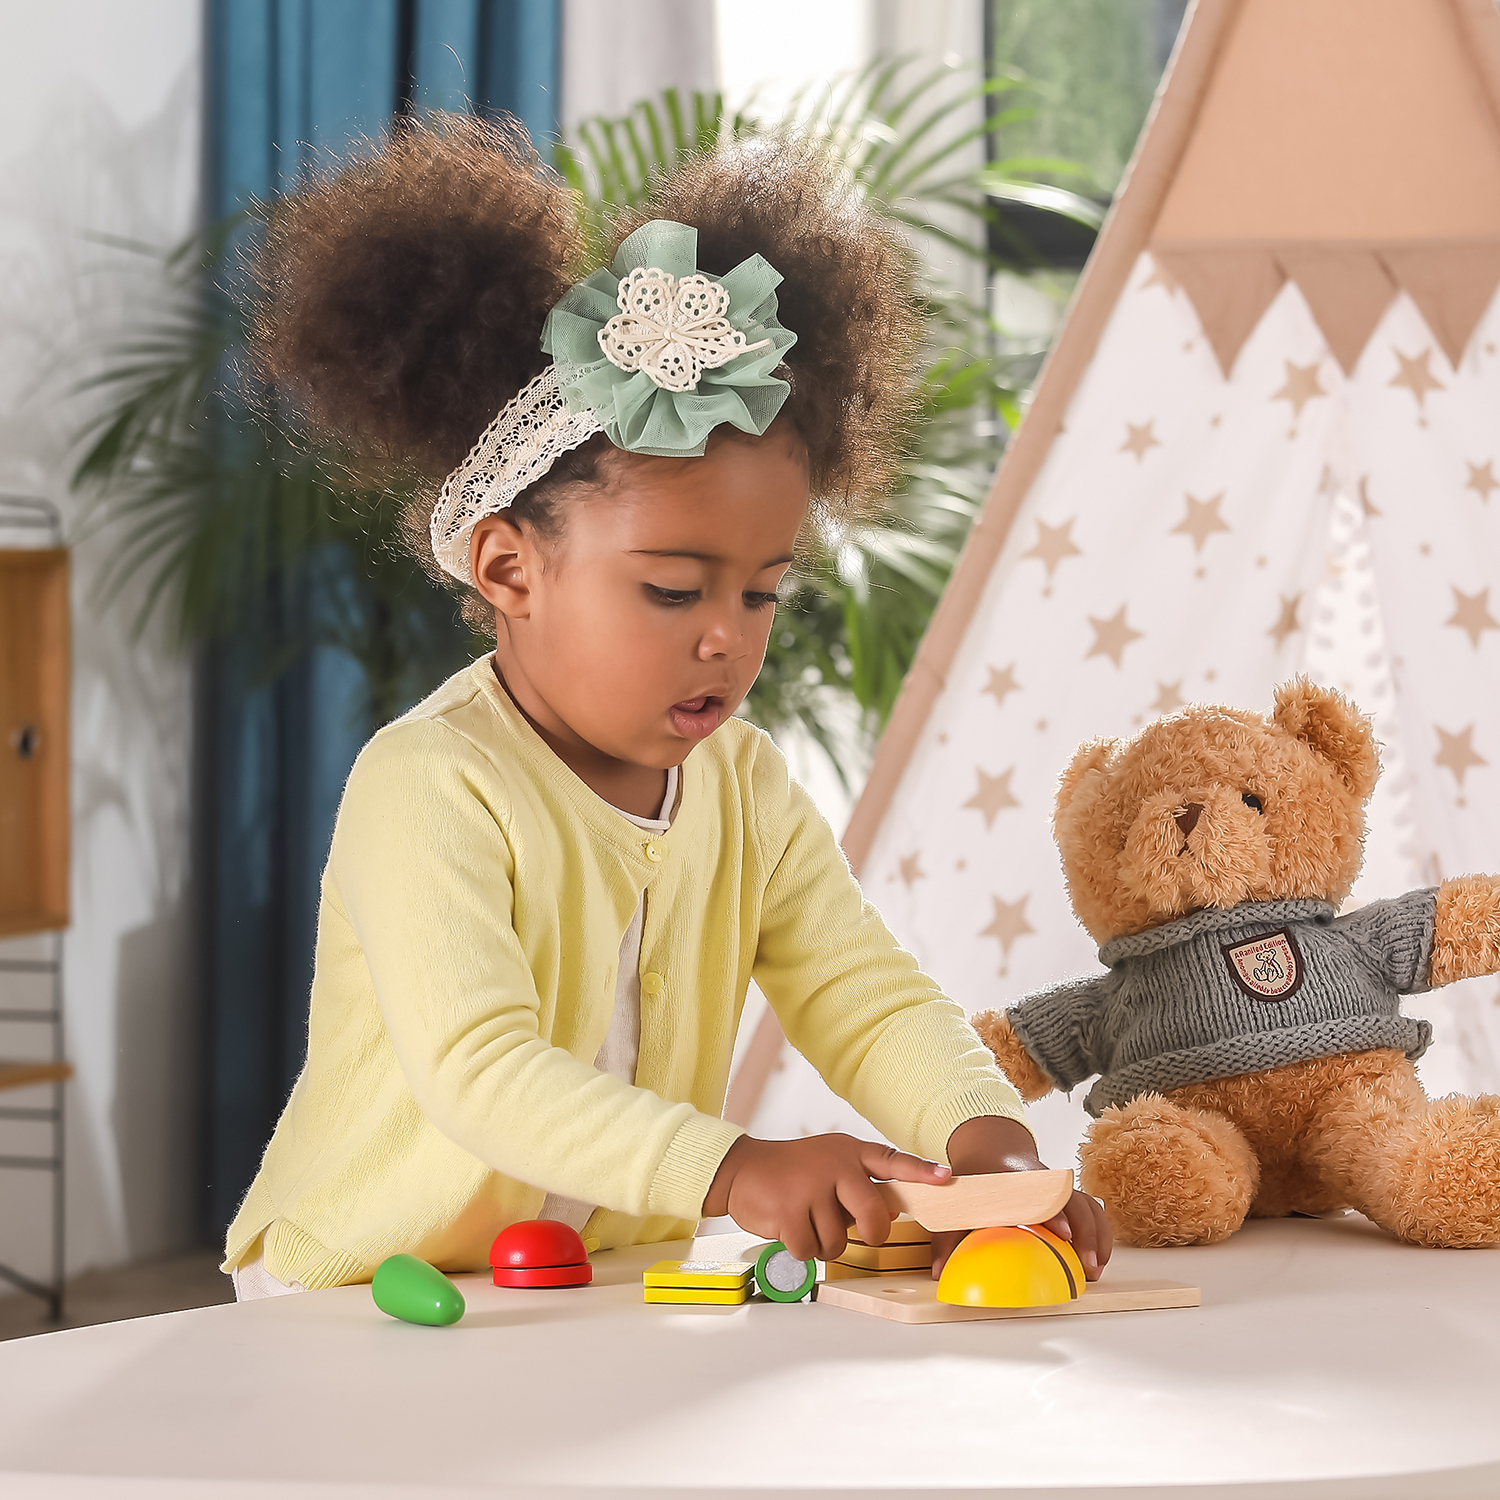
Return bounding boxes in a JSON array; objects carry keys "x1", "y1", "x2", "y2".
[
  {"x1": 703, "y1": 1133, "x2": 952, "y2": 1262},
  {"x1": 930, "y1": 1115, "x2": 1113, "y2": 1281}
]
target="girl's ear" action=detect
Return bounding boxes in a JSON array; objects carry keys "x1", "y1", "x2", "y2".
[{"x1": 471, "y1": 516, "x2": 533, "y2": 620}]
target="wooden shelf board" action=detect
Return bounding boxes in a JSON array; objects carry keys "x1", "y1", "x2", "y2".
[{"x1": 0, "y1": 1060, "x2": 72, "y2": 1092}]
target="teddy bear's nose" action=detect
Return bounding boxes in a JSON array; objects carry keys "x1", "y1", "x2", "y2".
[{"x1": 1174, "y1": 803, "x2": 1204, "y2": 840}]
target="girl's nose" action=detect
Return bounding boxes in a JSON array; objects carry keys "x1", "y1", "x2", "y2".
[{"x1": 698, "y1": 612, "x2": 744, "y2": 659}]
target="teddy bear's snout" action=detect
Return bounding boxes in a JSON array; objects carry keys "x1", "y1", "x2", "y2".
[
  {"x1": 1174, "y1": 803, "x2": 1204, "y2": 843},
  {"x1": 1119, "y1": 785, "x2": 1273, "y2": 920}
]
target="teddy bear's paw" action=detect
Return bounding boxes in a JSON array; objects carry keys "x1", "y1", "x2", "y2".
[
  {"x1": 1081, "y1": 1096, "x2": 1259, "y2": 1247},
  {"x1": 1430, "y1": 876, "x2": 1500, "y2": 987},
  {"x1": 972, "y1": 1010, "x2": 1054, "y2": 1102},
  {"x1": 1368, "y1": 1094, "x2": 1500, "y2": 1248}
]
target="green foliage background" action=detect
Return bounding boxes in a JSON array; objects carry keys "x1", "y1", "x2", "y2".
[{"x1": 990, "y1": 0, "x2": 1182, "y2": 193}]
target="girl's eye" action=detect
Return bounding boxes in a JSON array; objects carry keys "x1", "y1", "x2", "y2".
[
  {"x1": 645, "y1": 585, "x2": 782, "y2": 610},
  {"x1": 1242, "y1": 792, "x2": 1264, "y2": 813},
  {"x1": 645, "y1": 585, "x2": 699, "y2": 607}
]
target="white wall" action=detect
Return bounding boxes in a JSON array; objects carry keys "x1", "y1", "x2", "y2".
[
  {"x1": 561, "y1": 0, "x2": 717, "y2": 133},
  {"x1": 0, "y1": 0, "x2": 202, "y2": 1290}
]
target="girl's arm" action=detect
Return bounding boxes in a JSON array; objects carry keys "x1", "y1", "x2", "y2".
[
  {"x1": 749, "y1": 741, "x2": 1028, "y2": 1160},
  {"x1": 741, "y1": 738, "x2": 1112, "y2": 1277},
  {"x1": 331, "y1": 719, "x2": 742, "y2": 1222}
]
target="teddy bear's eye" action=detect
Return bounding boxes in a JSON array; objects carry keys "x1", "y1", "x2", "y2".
[{"x1": 1242, "y1": 792, "x2": 1264, "y2": 814}]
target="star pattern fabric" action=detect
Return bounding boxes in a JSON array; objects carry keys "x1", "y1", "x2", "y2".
[
  {"x1": 1023, "y1": 518, "x2": 1083, "y2": 581},
  {"x1": 1435, "y1": 725, "x2": 1486, "y2": 788},
  {"x1": 1272, "y1": 359, "x2": 1327, "y2": 421},
  {"x1": 1466, "y1": 461, "x2": 1498, "y2": 502},
  {"x1": 1152, "y1": 680, "x2": 1187, "y2": 713},
  {"x1": 767, "y1": 252, "x2": 1500, "y2": 1150},
  {"x1": 1389, "y1": 347, "x2": 1446, "y2": 409},
  {"x1": 981, "y1": 664, "x2": 1020, "y2": 708},
  {"x1": 1446, "y1": 587, "x2": 1500, "y2": 649},
  {"x1": 963, "y1": 767, "x2": 1020, "y2": 829},
  {"x1": 980, "y1": 895, "x2": 1035, "y2": 970},
  {"x1": 1086, "y1": 606, "x2": 1145, "y2": 668},
  {"x1": 1268, "y1": 594, "x2": 1304, "y2": 648},
  {"x1": 1120, "y1": 421, "x2": 1161, "y2": 460},
  {"x1": 1171, "y1": 492, "x2": 1232, "y2": 554}
]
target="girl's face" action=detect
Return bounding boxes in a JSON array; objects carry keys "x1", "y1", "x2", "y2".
[{"x1": 471, "y1": 431, "x2": 809, "y2": 780}]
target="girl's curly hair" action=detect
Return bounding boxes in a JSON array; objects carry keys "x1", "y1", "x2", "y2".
[{"x1": 247, "y1": 113, "x2": 923, "y2": 615}]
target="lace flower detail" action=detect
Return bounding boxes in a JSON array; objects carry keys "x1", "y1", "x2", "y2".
[
  {"x1": 598, "y1": 268, "x2": 771, "y2": 392},
  {"x1": 542, "y1": 218, "x2": 797, "y2": 457}
]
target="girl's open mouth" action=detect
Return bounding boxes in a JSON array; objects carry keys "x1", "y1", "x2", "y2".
[{"x1": 669, "y1": 695, "x2": 724, "y2": 739}]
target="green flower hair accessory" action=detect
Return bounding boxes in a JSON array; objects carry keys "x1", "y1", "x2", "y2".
[{"x1": 540, "y1": 219, "x2": 798, "y2": 457}]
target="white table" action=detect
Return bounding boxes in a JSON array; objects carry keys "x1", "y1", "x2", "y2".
[{"x1": 0, "y1": 1213, "x2": 1497, "y2": 1498}]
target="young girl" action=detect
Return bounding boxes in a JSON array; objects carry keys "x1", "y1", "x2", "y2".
[{"x1": 223, "y1": 117, "x2": 1110, "y2": 1299}]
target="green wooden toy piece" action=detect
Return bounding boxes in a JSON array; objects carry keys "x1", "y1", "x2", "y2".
[
  {"x1": 372, "y1": 1254, "x2": 466, "y2": 1326},
  {"x1": 754, "y1": 1241, "x2": 817, "y2": 1303}
]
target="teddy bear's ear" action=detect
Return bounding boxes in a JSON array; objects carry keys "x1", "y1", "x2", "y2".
[
  {"x1": 1054, "y1": 737, "x2": 1119, "y2": 819},
  {"x1": 1271, "y1": 676, "x2": 1380, "y2": 800}
]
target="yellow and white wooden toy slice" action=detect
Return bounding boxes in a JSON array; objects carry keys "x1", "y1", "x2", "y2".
[{"x1": 643, "y1": 1258, "x2": 754, "y2": 1304}]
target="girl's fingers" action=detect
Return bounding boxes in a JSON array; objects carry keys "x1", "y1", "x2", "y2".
[
  {"x1": 1046, "y1": 1191, "x2": 1109, "y2": 1278},
  {"x1": 837, "y1": 1174, "x2": 894, "y2": 1248},
  {"x1": 860, "y1": 1143, "x2": 952, "y2": 1185},
  {"x1": 929, "y1": 1228, "x2": 965, "y2": 1279},
  {"x1": 810, "y1": 1197, "x2": 851, "y2": 1262},
  {"x1": 1090, "y1": 1195, "x2": 1114, "y2": 1270},
  {"x1": 780, "y1": 1210, "x2": 820, "y2": 1263},
  {"x1": 1065, "y1": 1201, "x2": 1098, "y2": 1277}
]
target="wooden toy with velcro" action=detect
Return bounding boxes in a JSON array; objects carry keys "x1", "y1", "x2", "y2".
[
  {"x1": 643, "y1": 1256, "x2": 756, "y2": 1305},
  {"x1": 642, "y1": 1242, "x2": 818, "y2": 1305},
  {"x1": 819, "y1": 1169, "x2": 1200, "y2": 1323}
]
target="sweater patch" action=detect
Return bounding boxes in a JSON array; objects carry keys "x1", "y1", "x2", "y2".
[{"x1": 1221, "y1": 928, "x2": 1304, "y2": 1003}]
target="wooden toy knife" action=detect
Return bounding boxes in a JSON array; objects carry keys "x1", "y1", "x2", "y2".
[{"x1": 875, "y1": 1168, "x2": 1074, "y2": 1232}]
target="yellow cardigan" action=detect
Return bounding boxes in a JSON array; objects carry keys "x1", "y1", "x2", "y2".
[{"x1": 224, "y1": 658, "x2": 1025, "y2": 1289}]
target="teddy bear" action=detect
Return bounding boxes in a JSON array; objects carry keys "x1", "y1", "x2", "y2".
[{"x1": 974, "y1": 677, "x2": 1500, "y2": 1249}]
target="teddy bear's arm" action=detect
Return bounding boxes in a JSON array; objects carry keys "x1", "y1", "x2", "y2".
[
  {"x1": 973, "y1": 973, "x2": 1111, "y2": 1100},
  {"x1": 1430, "y1": 876, "x2": 1500, "y2": 986},
  {"x1": 972, "y1": 1010, "x2": 1055, "y2": 1101}
]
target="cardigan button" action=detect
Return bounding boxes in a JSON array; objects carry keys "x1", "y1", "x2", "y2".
[
  {"x1": 644, "y1": 839, "x2": 665, "y2": 863},
  {"x1": 640, "y1": 971, "x2": 664, "y2": 997}
]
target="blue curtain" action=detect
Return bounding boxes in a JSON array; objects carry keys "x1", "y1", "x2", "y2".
[{"x1": 200, "y1": 0, "x2": 560, "y2": 1236}]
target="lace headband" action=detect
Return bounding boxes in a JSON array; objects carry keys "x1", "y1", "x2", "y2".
[{"x1": 430, "y1": 219, "x2": 797, "y2": 583}]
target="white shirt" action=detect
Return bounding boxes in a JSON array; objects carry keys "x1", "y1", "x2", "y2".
[{"x1": 539, "y1": 765, "x2": 679, "y2": 1232}]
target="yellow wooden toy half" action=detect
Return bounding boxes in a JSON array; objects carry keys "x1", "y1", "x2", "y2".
[{"x1": 936, "y1": 1225, "x2": 1085, "y2": 1309}]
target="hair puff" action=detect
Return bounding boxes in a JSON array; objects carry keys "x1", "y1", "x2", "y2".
[
  {"x1": 619, "y1": 139, "x2": 924, "y2": 517},
  {"x1": 247, "y1": 114, "x2": 583, "y2": 478}
]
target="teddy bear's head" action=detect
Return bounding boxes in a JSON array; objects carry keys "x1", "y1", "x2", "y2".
[{"x1": 1053, "y1": 677, "x2": 1380, "y2": 943}]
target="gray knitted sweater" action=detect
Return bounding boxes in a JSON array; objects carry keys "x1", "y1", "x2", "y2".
[{"x1": 1007, "y1": 892, "x2": 1436, "y2": 1117}]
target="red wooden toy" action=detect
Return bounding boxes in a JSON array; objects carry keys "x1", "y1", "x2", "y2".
[{"x1": 489, "y1": 1220, "x2": 592, "y2": 1288}]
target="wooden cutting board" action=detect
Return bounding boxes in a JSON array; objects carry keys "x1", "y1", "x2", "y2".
[{"x1": 816, "y1": 1271, "x2": 1200, "y2": 1325}]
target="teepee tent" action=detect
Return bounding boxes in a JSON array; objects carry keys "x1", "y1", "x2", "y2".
[{"x1": 729, "y1": 0, "x2": 1500, "y2": 1166}]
